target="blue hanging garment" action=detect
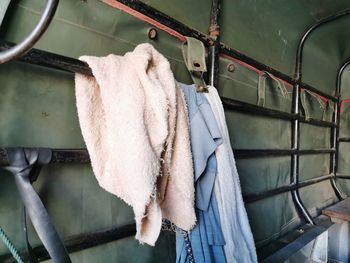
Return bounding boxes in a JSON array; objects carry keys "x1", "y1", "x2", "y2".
[{"x1": 176, "y1": 83, "x2": 226, "y2": 263}]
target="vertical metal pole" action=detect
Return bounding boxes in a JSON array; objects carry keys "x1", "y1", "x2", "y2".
[
  {"x1": 291, "y1": 80, "x2": 315, "y2": 225},
  {"x1": 330, "y1": 93, "x2": 344, "y2": 199},
  {"x1": 290, "y1": 11, "x2": 350, "y2": 224},
  {"x1": 208, "y1": 0, "x2": 221, "y2": 87},
  {"x1": 291, "y1": 36, "x2": 315, "y2": 224}
]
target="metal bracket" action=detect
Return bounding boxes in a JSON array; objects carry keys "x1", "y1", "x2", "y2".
[{"x1": 181, "y1": 37, "x2": 208, "y2": 92}]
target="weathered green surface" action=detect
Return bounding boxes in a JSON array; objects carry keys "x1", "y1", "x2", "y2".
[{"x1": 1, "y1": 0, "x2": 350, "y2": 261}]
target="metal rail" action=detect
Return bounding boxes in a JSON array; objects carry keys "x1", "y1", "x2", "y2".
[
  {"x1": 332, "y1": 60, "x2": 350, "y2": 199},
  {"x1": 111, "y1": 0, "x2": 340, "y2": 101},
  {"x1": 0, "y1": 223, "x2": 136, "y2": 262},
  {"x1": 0, "y1": 148, "x2": 90, "y2": 166},
  {"x1": 234, "y1": 149, "x2": 335, "y2": 159},
  {"x1": 244, "y1": 174, "x2": 335, "y2": 203},
  {"x1": 0, "y1": 0, "x2": 59, "y2": 64},
  {"x1": 289, "y1": 8, "x2": 350, "y2": 223},
  {"x1": 0, "y1": 147, "x2": 335, "y2": 164},
  {"x1": 2, "y1": 2, "x2": 350, "y2": 260},
  {"x1": 0, "y1": 3, "x2": 348, "y2": 197},
  {"x1": 338, "y1": 137, "x2": 350, "y2": 142}
]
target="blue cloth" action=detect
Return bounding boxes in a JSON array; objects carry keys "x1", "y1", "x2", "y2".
[{"x1": 176, "y1": 83, "x2": 226, "y2": 263}]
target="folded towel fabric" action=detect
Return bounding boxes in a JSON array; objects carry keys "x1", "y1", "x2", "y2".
[{"x1": 75, "y1": 44, "x2": 196, "y2": 246}]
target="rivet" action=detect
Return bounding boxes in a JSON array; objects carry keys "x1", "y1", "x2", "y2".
[
  {"x1": 227, "y1": 63, "x2": 236, "y2": 72},
  {"x1": 148, "y1": 28, "x2": 158, "y2": 40}
]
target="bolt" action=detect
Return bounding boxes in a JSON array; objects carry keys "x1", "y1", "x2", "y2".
[
  {"x1": 227, "y1": 63, "x2": 236, "y2": 72},
  {"x1": 148, "y1": 28, "x2": 158, "y2": 40}
]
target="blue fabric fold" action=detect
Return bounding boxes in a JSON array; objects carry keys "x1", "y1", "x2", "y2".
[
  {"x1": 180, "y1": 84, "x2": 222, "y2": 211},
  {"x1": 176, "y1": 83, "x2": 226, "y2": 263}
]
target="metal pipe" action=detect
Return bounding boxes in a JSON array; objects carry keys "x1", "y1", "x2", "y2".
[
  {"x1": 0, "y1": 147, "x2": 335, "y2": 164},
  {"x1": 0, "y1": 0, "x2": 59, "y2": 64},
  {"x1": 244, "y1": 174, "x2": 335, "y2": 203},
  {"x1": 2, "y1": 0, "x2": 338, "y2": 100},
  {"x1": 291, "y1": 79, "x2": 314, "y2": 224},
  {"x1": 208, "y1": 0, "x2": 221, "y2": 87},
  {"x1": 0, "y1": 223, "x2": 136, "y2": 262},
  {"x1": 331, "y1": 60, "x2": 350, "y2": 199},
  {"x1": 234, "y1": 148, "x2": 335, "y2": 159},
  {"x1": 0, "y1": 42, "x2": 92, "y2": 75},
  {"x1": 338, "y1": 137, "x2": 350, "y2": 142},
  {"x1": 221, "y1": 96, "x2": 297, "y2": 120},
  {"x1": 111, "y1": 0, "x2": 339, "y2": 101},
  {"x1": 295, "y1": 9, "x2": 350, "y2": 82},
  {"x1": 0, "y1": 148, "x2": 90, "y2": 166},
  {"x1": 291, "y1": 8, "x2": 350, "y2": 221},
  {"x1": 300, "y1": 118, "x2": 335, "y2": 128},
  {"x1": 337, "y1": 174, "x2": 350, "y2": 179}
]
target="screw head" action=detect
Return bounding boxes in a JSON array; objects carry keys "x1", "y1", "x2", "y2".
[
  {"x1": 227, "y1": 63, "x2": 236, "y2": 72},
  {"x1": 148, "y1": 28, "x2": 158, "y2": 40}
]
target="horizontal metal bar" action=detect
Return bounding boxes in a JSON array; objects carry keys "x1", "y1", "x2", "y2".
[
  {"x1": 299, "y1": 149, "x2": 335, "y2": 155},
  {"x1": 51, "y1": 149, "x2": 90, "y2": 164},
  {"x1": 0, "y1": 41, "x2": 92, "y2": 75},
  {"x1": 300, "y1": 117, "x2": 336, "y2": 128},
  {"x1": 0, "y1": 223, "x2": 136, "y2": 262},
  {"x1": 0, "y1": 23, "x2": 337, "y2": 105},
  {"x1": 0, "y1": 148, "x2": 90, "y2": 166},
  {"x1": 234, "y1": 148, "x2": 335, "y2": 158},
  {"x1": 221, "y1": 47, "x2": 337, "y2": 102},
  {"x1": 2, "y1": 40, "x2": 337, "y2": 120},
  {"x1": 217, "y1": 98, "x2": 335, "y2": 129},
  {"x1": 336, "y1": 174, "x2": 350, "y2": 179},
  {"x1": 0, "y1": 148, "x2": 333, "y2": 164},
  {"x1": 221, "y1": 97, "x2": 296, "y2": 120},
  {"x1": 234, "y1": 149, "x2": 295, "y2": 158},
  {"x1": 244, "y1": 174, "x2": 334, "y2": 203},
  {"x1": 260, "y1": 221, "x2": 331, "y2": 263},
  {"x1": 338, "y1": 137, "x2": 350, "y2": 142},
  {"x1": 116, "y1": 0, "x2": 211, "y2": 43},
  {"x1": 3, "y1": 42, "x2": 336, "y2": 128}
]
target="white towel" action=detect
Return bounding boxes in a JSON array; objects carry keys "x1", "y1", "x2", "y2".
[
  {"x1": 75, "y1": 44, "x2": 196, "y2": 246},
  {"x1": 205, "y1": 86, "x2": 258, "y2": 263}
]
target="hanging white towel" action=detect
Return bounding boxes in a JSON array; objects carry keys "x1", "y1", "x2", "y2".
[
  {"x1": 75, "y1": 44, "x2": 196, "y2": 246},
  {"x1": 205, "y1": 86, "x2": 258, "y2": 263}
]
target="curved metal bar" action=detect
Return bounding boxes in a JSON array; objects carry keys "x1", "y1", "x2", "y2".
[
  {"x1": 0, "y1": 0, "x2": 59, "y2": 64},
  {"x1": 332, "y1": 60, "x2": 350, "y2": 198},
  {"x1": 295, "y1": 8, "x2": 350, "y2": 80},
  {"x1": 292, "y1": 9, "x2": 350, "y2": 224}
]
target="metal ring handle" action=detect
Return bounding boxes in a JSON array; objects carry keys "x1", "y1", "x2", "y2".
[{"x1": 0, "y1": 0, "x2": 59, "y2": 64}]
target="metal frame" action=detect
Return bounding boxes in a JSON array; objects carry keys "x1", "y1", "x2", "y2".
[
  {"x1": 334, "y1": 60, "x2": 350, "y2": 186},
  {"x1": 0, "y1": 223, "x2": 136, "y2": 262},
  {"x1": 1, "y1": 0, "x2": 350, "y2": 261},
  {"x1": 292, "y1": 10, "x2": 350, "y2": 220},
  {"x1": 0, "y1": 0, "x2": 59, "y2": 64}
]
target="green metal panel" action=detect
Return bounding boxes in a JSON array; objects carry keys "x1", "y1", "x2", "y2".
[{"x1": 2, "y1": 0, "x2": 350, "y2": 261}]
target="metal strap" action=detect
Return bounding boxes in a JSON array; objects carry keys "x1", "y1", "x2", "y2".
[
  {"x1": 257, "y1": 71, "x2": 289, "y2": 107},
  {"x1": 181, "y1": 37, "x2": 208, "y2": 92},
  {"x1": 257, "y1": 73, "x2": 266, "y2": 106},
  {"x1": 300, "y1": 90, "x2": 329, "y2": 121},
  {"x1": 300, "y1": 91, "x2": 310, "y2": 120}
]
